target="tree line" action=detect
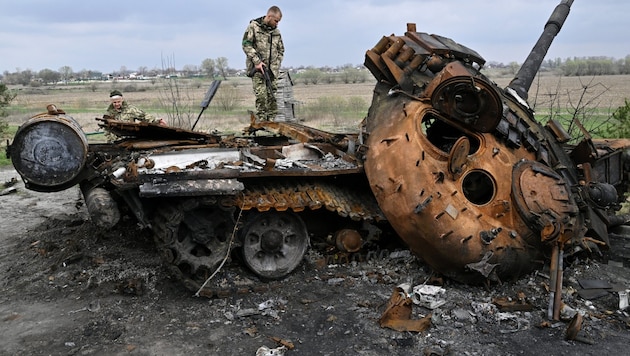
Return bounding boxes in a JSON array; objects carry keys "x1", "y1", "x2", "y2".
[
  {"x1": 487, "y1": 55, "x2": 630, "y2": 76},
  {"x1": 0, "y1": 56, "x2": 233, "y2": 86},
  {"x1": 3, "y1": 55, "x2": 627, "y2": 87}
]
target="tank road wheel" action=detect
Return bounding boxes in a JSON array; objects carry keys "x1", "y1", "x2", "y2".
[
  {"x1": 240, "y1": 211, "x2": 309, "y2": 279},
  {"x1": 152, "y1": 198, "x2": 236, "y2": 290}
]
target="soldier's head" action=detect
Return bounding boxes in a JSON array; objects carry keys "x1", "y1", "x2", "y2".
[
  {"x1": 264, "y1": 6, "x2": 282, "y2": 28},
  {"x1": 110, "y1": 90, "x2": 124, "y2": 110}
]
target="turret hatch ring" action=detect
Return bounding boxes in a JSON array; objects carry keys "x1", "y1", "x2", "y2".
[{"x1": 511, "y1": 160, "x2": 578, "y2": 242}]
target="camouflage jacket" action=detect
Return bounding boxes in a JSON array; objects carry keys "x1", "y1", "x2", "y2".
[
  {"x1": 242, "y1": 16, "x2": 284, "y2": 79},
  {"x1": 105, "y1": 101, "x2": 158, "y2": 123}
]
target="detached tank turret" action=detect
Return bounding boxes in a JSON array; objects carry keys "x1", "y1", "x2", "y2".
[{"x1": 360, "y1": 0, "x2": 630, "y2": 291}]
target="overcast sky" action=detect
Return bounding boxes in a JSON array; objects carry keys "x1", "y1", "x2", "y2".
[{"x1": 1, "y1": 0, "x2": 628, "y2": 75}]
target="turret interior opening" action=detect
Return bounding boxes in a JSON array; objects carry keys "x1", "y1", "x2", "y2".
[
  {"x1": 422, "y1": 114, "x2": 479, "y2": 154},
  {"x1": 462, "y1": 170, "x2": 495, "y2": 205}
]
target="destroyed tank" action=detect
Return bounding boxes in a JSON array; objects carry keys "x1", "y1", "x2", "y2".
[
  {"x1": 8, "y1": 0, "x2": 630, "y2": 303},
  {"x1": 361, "y1": 0, "x2": 630, "y2": 287},
  {"x1": 9, "y1": 103, "x2": 389, "y2": 296}
]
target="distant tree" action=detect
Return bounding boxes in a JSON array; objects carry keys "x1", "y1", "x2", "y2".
[
  {"x1": 39, "y1": 68, "x2": 60, "y2": 85},
  {"x1": 148, "y1": 67, "x2": 160, "y2": 78},
  {"x1": 623, "y1": 55, "x2": 630, "y2": 75},
  {"x1": 58, "y1": 66, "x2": 73, "y2": 83},
  {"x1": 302, "y1": 68, "x2": 323, "y2": 85},
  {"x1": 507, "y1": 61, "x2": 519, "y2": 75},
  {"x1": 77, "y1": 69, "x2": 89, "y2": 81},
  {"x1": 137, "y1": 66, "x2": 148, "y2": 77},
  {"x1": 0, "y1": 83, "x2": 16, "y2": 135},
  {"x1": 0, "y1": 83, "x2": 16, "y2": 117},
  {"x1": 215, "y1": 57, "x2": 229, "y2": 79},
  {"x1": 339, "y1": 67, "x2": 364, "y2": 84},
  {"x1": 3, "y1": 69, "x2": 34, "y2": 86},
  {"x1": 182, "y1": 64, "x2": 198, "y2": 77},
  {"x1": 201, "y1": 58, "x2": 216, "y2": 78}
]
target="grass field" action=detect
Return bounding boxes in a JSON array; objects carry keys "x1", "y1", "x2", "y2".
[
  {"x1": 2, "y1": 73, "x2": 630, "y2": 166},
  {"x1": 5, "y1": 73, "x2": 630, "y2": 129},
  {"x1": 4, "y1": 77, "x2": 378, "y2": 134}
]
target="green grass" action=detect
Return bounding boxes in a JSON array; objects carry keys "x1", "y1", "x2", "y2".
[
  {"x1": 0, "y1": 124, "x2": 18, "y2": 167},
  {"x1": 0, "y1": 152, "x2": 10, "y2": 167},
  {"x1": 534, "y1": 109, "x2": 615, "y2": 140}
]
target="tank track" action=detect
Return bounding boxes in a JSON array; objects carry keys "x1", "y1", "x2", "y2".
[
  {"x1": 151, "y1": 178, "x2": 388, "y2": 297},
  {"x1": 224, "y1": 178, "x2": 387, "y2": 221}
]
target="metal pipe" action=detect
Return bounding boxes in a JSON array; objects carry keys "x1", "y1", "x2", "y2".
[
  {"x1": 553, "y1": 249, "x2": 564, "y2": 320},
  {"x1": 548, "y1": 244, "x2": 559, "y2": 320}
]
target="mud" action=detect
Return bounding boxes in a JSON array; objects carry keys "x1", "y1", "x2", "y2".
[{"x1": 1, "y1": 166, "x2": 630, "y2": 356}]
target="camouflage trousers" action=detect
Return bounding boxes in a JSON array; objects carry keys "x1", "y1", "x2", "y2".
[{"x1": 252, "y1": 74, "x2": 278, "y2": 121}]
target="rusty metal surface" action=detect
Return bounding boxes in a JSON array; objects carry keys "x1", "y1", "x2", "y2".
[
  {"x1": 97, "y1": 117, "x2": 221, "y2": 144},
  {"x1": 364, "y1": 27, "x2": 486, "y2": 90},
  {"x1": 246, "y1": 115, "x2": 358, "y2": 153},
  {"x1": 226, "y1": 178, "x2": 386, "y2": 222},
  {"x1": 363, "y1": 94, "x2": 549, "y2": 282},
  {"x1": 361, "y1": 0, "x2": 596, "y2": 285},
  {"x1": 511, "y1": 161, "x2": 579, "y2": 243},
  {"x1": 334, "y1": 229, "x2": 363, "y2": 253}
]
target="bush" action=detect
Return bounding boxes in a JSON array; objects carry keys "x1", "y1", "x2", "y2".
[
  {"x1": 0, "y1": 120, "x2": 8, "y2": 137},
  {"x1": 0, "y1": 83, "x2": 17, "y2": 118},
  {"x1": 605, "y1": 99, "x2": 630, "y2": 138},
  {"x1": 0, "y1": 83, "x2": 17, "y2": 136},
  {"x1": 215, "y1": 84, "x2": 240, "y2": 111},
  {"x1": 123, "y1": 84, "x2": 139, "y2": 93}
]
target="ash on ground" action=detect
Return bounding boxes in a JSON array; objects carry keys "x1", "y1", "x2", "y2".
[{"x1": 1, "y1": 167, "x2": 630, "y2": 356}]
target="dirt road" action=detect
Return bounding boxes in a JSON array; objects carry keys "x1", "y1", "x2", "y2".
[{"x1": 1, "y1": 166, "x2": 630, "y2": 356}]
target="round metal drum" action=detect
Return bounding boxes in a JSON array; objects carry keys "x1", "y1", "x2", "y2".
[{"x1": 11, "y1": 114, "x2": 88, "y2": 192}]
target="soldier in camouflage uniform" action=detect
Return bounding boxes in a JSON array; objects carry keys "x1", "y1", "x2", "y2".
[
  {"x1": 242, "y1": 6, "x2": 284, "y2": 121},
  {"x1": 104, "y1": 90, "x2": 166, "y2": 142}
]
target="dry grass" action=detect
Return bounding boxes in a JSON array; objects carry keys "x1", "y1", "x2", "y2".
[
  {"x1": 490, "y1": 74, "x2": 630, "y2": 115},
  {"x1": 5, "y1": 77, "x2": 377, "y2": 136},
  {"x1": 5, "y1": 74, "x2": 630, "y2": 135}
]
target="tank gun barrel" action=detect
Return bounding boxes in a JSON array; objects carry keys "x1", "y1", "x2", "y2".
[{"x1": 507, "y1": 0, "x2": 573, "y2": 101}]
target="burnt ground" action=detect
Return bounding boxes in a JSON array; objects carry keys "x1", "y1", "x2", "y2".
[{"x1": 1, "y1": 165, "x2": 630, "y2": 356}]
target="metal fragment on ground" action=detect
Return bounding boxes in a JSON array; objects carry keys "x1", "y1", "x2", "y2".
[
  {"x1": 492, "y1": 295, "x2": 534, "y2": 312},
  {"x1": 255, "y1": 345, "x2": 287, "y2": 356},
  {"x1": 379, "y1": 285, "x2": 432, "y2": 332},
  {"x1": 409, "y1": 284, "x2": 447, "y2": 309}
]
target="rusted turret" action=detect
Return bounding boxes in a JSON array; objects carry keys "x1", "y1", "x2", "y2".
[{"x1": 360, "y1": 0, "x2": 629, "y2": 286}]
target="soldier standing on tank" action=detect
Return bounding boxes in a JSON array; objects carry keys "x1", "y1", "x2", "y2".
[{"x1": 242, "y1": 6, "x2": 285, "y2": 121}]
